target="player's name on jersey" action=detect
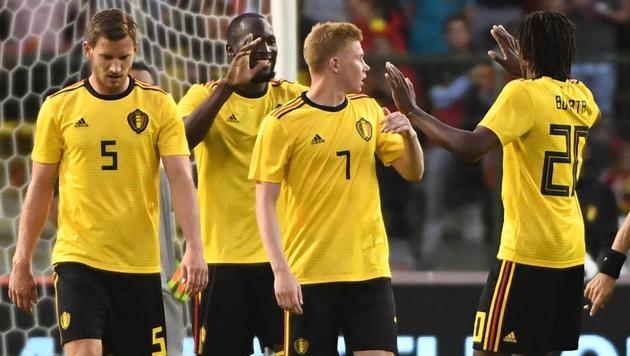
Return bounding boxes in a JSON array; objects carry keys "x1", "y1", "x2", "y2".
[{"x1": 555, "y1": 95, "x2": 588, "y2": 114}]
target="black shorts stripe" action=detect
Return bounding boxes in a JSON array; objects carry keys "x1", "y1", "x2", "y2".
[
  {"x1": 194, "y1": 293, "x2": 201, "y2": 354},
  {"x1": 484, "y1": 260, "x2": 515, "y2": 351},
  {"x1": 283, "y1": 310, "x2": 291, "y2": 355}
]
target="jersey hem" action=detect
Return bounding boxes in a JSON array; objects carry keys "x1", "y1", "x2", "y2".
[
  {"x1": 204, "y1": 258, "x2": 270, "y2": 264},
  {"x1": 298, "y1": 270, "x2": 391, "y2": 285},
  {"x1": 52, "y1": 257, "x2": 161, "y2": 274},
  {"x1": 497, "y1": 252, "x2": 584, "y2": 268}
]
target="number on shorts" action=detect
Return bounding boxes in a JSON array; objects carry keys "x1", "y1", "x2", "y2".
[
  {"x1": 152, "y1": 326, "x2": 166, "y2": 356},
  {"x1": 473, "y1": 311, "x2": 486, "y2": 343}
]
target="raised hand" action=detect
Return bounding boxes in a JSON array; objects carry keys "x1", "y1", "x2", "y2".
[
  {"x1": 384, "y1": 62, "x2": 419, "y2": 116},
  {"x1": 487, "y1": 25, "x2": 522, "y2": 78},
  {"x1": 224, "y1": 33, "x2": 271, "y2": 88},
  {"x1": 584, "y1": 273, "x2": 616, "y2": 316}
]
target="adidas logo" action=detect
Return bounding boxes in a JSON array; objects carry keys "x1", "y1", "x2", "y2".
[
  {"x1": 226, "y1": 114, "x2": 239, "y2": 123},
  {"x1": 74, "y1": 118, "x2": 88, "y2": 128},
  {"x1": 503, "y1": 331, "x2": 517, "y2": 343},
  {"x1": 311, "y1": 134, "x2": 325, "y2": 144}
]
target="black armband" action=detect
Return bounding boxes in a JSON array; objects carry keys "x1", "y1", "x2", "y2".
[{"x1": 598, "y1": 248, "x2": 627, "y2": 279}]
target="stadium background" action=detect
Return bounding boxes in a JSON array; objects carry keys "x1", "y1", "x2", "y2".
[{"x1": 1, "y1": 0, "x2": 630, "y2": 354}]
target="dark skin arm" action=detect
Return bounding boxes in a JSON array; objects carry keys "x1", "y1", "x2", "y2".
[
  {"x1": 384, "y1": 24, "x2": 523, "y2": 162},
  {"x1": 384, "y1": 62, "x2": 499, "y2": 162},
  {"x1": 184, "y1": 34, "x2": 269, "y2": 149}
]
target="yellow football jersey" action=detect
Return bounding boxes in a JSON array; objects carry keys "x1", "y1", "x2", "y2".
[
  {"x1": 249, "y1": 92, "x2": 404, "y2": 284},
  {"x1": 177, "y1": 79, "x2": 306, "y2": 263},
  {"x1": 478, "y1": 77, "x2": 600, "y2": 268},
  {"x1": 32, "y1": 77, "x2": 189, "y2": 273}
]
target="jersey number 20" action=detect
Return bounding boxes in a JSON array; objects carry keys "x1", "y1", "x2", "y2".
[{"x1": 541, "y1": 124, "x2": 588, "y2": 197}]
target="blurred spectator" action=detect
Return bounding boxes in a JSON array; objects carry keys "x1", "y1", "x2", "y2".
[
  {"x1": 470, "y1": 0, "x2": 523, "y2": 51},
  {"x1": 604, "y1": 140, "x2": 630, "y2": 214},
  {"x1": 348, "y1": 0, "x2": 407, "y2": 53},
  {"x1": 577, "y1": 141, "x2": 619, "y2": 271},
  {"x1": 402, "y1": 0, "x2": 475, "y2": 55},
  {"x1": 416, "y1": 14, "x2": 495, "y2": 268},
  {"x1": 569, "y1": 0, "x2": 630, "y2": 117}
]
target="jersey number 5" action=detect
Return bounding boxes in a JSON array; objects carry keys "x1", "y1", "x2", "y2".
[
  {"x1": 540, "y1": 124, "x2": 588, "y2": 196},
  {"x1": 101, "y1": 140, "x2": 118, "y2": 171}
]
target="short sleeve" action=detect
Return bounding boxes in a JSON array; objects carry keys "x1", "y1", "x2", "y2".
[
  {"x1": 31, "y1": 98, "x2": 62, "y2": 163},
  {"x1": 477, "y1": 80, "x2": 534, "y2": 146},
  {"x1": 249, "y1": 115, "x2": 292, "y2": 183},
  {"x1": 176, "y1": 83, "x2": 213, "y2": 118},
  {"x1": 158, "y1": 95, "x2": 190, "y2": 156}
]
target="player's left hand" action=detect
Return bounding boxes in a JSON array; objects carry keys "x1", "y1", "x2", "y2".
[
  {"x1": 584, "y1": 272, "x2": 616, "y2": 316},
  {"x1": 180, "y1": 248, "x2": 208, "y2": 297},
  {"x1": 384, "y1": 62, "x2": 419, "y2": 116},
  {"x1": 380, "y1": 107, "x2": 416, "y2": 139}
]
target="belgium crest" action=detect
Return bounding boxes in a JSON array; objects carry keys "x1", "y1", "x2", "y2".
[
  {"x1": 355, "y1": 117, "x2": 372, "y2": 142},
  {"x1": 127, "y1": 109, "x2": 149, "y2": 134},
  {"x1": 294, "y1": 338, "x2": 309, "y2": 354},
  {"x1": 60, "y1": 311, "x2": 71, "y2": 330}
]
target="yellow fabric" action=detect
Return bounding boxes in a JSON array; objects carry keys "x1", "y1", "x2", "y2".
[
  {"x1": 177, "y1": 79, "x2": 306, "y2": 263},
  {"x1": 478, "y1": 77, "x2": 599, "y2": 268},
  {"x1": 249, "y1": 93, "x2": 404, "y2": 284},
  {"x1": 32, "y1": 78, "x2": 189, "y2": 273}
]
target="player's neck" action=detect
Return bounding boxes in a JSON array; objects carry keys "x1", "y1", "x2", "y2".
[
  {"x1": 88, "y1": 74, "x2": 131, "y2": 96},
  {"x1": 234, "y1": 82, "x2": 268, "y2": 98},
  {"x1": 306, "y1": 77, "x2": 346, "y2": 107}
]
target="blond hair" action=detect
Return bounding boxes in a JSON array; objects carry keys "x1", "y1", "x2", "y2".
[{"x1": 303, "y1": 22, "x2": 363, "y2": 74}]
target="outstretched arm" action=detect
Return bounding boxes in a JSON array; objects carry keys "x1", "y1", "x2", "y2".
[
  {"x1": 584, "y1": 211, "x2": 630, "y2": 316},
  {"x1": 184, "y1": 34, "x2": 270, "y2": 149},
  {"x1": 384, "y1": 62, "x2": 500, "y2": 162},
  {"x1": 162, "y1": 155, "x2": 208, "y2": 296},
  {"x1": 9, "y1": 162, "x2": 58, "y2": 313}
]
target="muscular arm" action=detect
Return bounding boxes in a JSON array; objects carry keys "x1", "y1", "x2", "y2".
[
  {"x1": 255, "y1": 181, "x2": 303, "y2": 314},
  {"x1": 183, "y1": 81, "x2": 234, "y2": 149},
  {"x1": 9, "y1": 162, "x2": 58, "y2": 312},
  {"x1": 161, "y1": 155, "x2": 207, "y2": 295}
]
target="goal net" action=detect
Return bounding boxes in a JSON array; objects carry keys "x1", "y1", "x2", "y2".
[{"x1": 0, "y1": 0, "x2": 290, "y2": 354}]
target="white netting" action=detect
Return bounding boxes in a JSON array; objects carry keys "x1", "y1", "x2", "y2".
[{"x1": 0, "y1": 0, "x2": 273, "y2": 354}]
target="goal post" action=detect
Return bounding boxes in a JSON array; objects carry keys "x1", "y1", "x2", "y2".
[{"x1": 271, "y1": 0, "x2": 298, "y2": 82}]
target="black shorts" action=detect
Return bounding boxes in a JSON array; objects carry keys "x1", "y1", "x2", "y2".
[
  {"x1": 284, "y1": 277, "x2": 397, "y2": 355},
  {"x1": 472, "y1": 259, "x2": 583, "y2": 354},
  {"x1": 53, "y1": 262, "x2": 166, "y2": 355},
  {"x1": 195, "y1": 263, "x2": 283, "y2": 355}
]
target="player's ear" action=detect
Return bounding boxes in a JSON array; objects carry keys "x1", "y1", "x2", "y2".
[
  {"x1": 330, "y1": 56, "x2": 340, "y2": 74},
  {"x1": 83, "y1": 41, "x2": 92, "y2": 59}
]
